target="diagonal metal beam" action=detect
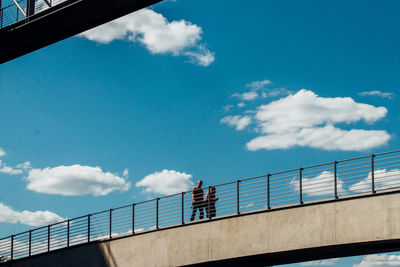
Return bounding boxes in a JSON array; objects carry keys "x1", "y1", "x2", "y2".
[
  {"x1": 12, "y1": 0, "x2": 26, "y2": 17},
  {"x1": 43, "y1": 0, "x2": 52, "y2": 7}
]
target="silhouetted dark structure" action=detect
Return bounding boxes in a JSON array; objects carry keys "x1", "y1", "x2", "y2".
[{"x1": 0, "y1": 0, "x2": 162, "y2": 64}]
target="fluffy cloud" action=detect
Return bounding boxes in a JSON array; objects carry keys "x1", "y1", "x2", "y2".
[
  {"x1": 79, "y1": 8, "x2": 214, "y2": 66},
  {"x1": 359, "y1": 90, "x2": 395, "y2": 99},
  {"x1": 136, "y1": 169, "x2": 194, "y2": 195},
  {"x1": 0, "y1": 148, "x2": 5, "y2": 157},
  {"x1": 221, "y1": 115, "x2": 251, "y2": 131},
  {"x1": 291, "y1": 171, "x2": 345, "y2": 197},
  {"x1": 300, "y1": 258, "x2": 340, "y2": 266},
  {"x1": 247, "y1": 125, "x2": 390, "y2": 151},
  {"x1": 349, "y1": 169, "x2": 400, "y2": 193},
  {"x1": 0, "y1": 202, "x2": 63, "y2": 227},
  {"x1": 223, "y1": 89, "x2": 390, "y2": 152},
  {"x1": 354, "y1": 254, "x2": 400, "y2": 267},
  {"x1": 25, "y1": 165, "x2": 131, "y2": 196}
]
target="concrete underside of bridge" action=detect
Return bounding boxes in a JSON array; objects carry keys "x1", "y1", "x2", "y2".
[
  {"x1": 3, "y1": 192, "x2": 400, "y2": 267},
  {"x1": 0, "y1": 0, "x2": 162, "y2": 64}
]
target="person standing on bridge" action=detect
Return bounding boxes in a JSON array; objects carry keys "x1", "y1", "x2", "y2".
[
  {"x1": 190, "y1": 180, "x2": 205, "y2": 221},
  {"x1": 205, "y1": 186, "x2": 218, "y2": 219}
]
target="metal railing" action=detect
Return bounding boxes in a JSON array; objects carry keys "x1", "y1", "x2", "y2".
[
  {"x1": 1, "y1": 150, "x2": 400, "y2": 262},
  {"x1": 0, "y1": 0, "x2": 68, "y2": 29}
]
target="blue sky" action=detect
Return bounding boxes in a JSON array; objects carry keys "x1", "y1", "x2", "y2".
[{"x1": 1, "y1": 0, "x2": 400, "y2": 266}]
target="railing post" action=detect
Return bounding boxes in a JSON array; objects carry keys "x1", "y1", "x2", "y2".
[
  {"x1": 109, "y1": 209, "x2": 113, "y2": 239},
  {"x1": 0, "y1": 8, "x2": 3, "y2": 29},
  {"x1": 181, "y1": 192, "x2": 185, "y2": 225},
  {"x1": 236, "y1": 180, "x2": 240, "y2": 215},
  {"x1": 67, "y1": 220, "x2": 70, "y2": 247},
  {"x1": 371, "y1": 154, "x2": 376, "y2": 193},
  {"x1": 26, "y1": 0, "x2": 35, "y2": 17},
  {"x1": 87, "y1": 215, "x2": 91, "y2": 242},
  {"x1": 156, "y1": 198, "x2": 159, "y2": 229},
  {"x1": 11, "y1": 235, "x2": 14, "y2": 260},
  {"x1": 267, "y1": 174, "x2": 271, "y2": 209},
  {"x1": 132, "y1": 204, "x2": 135, "y2": 234},
  {"x1": 334, "y1": 161, "x2": 338, "y2": 199},
  {"x1": 28, "y1": 230, "x2": 32, "y2": 256},
  {"x1": 47, "y1": 225, "x2": 50, "y2": 252},
  {"x1": 299, "y1": 168, "x2": 303, "y2": 204},
  {"x1": 208, "y1": 186, "x2": 211, "y2": 220}
]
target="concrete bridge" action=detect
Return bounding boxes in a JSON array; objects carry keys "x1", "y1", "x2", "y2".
[{"x1": 3, "y1": 190, "x2": 400, "y2": 267}]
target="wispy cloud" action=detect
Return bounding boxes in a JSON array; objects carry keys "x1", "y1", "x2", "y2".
[
  {"x1": 220, "y1": 115, "x2": 251, "y2": 131},
  {"x1": 354, "y1": 254, "x2": 400, "y2": 267},
  {"x1": 78, "y1": 8, "x2": 214, "y2": 66},
  {"x1": 230, "y1": 79, "x2": 291, "y2": 103},
  {"x1": 25, "y1": 165, "x2": 131, "y2": 196},
  {"x1": 246, "y1": 79, "x2": 272, "y2": 90},
  {"x1": 222, "y1": 88, "x2": 390, "y2": 152},
  {"x1": 300, "y1": 258, "x2": 340, "y2": 266},
  {"x1": 0, "y1": 202, "x2": 63, "y2": 227},
  {"x1": 0, "y1": 159, "x2": 30, "y2": 175},
  {"x1": 359, "y1": 90, "x2": 395, "y2": 99},
  {"x1": 136, "y1": 169, "x2": 194, "y2": 196},
  {"x1": 232, "y1": 91, "x2": 258, "y2": 101}
]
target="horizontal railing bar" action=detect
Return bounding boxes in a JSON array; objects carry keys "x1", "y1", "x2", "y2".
[{"x1": 302, "y1": 167, "x2": 334, "y2": 175}]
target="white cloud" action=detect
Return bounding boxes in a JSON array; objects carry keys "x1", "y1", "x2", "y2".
[
  {"x1": 254, "y1": 90, "x2": 387, "y2": 134},
  {"x1": 221, "y1": 115, "x2": 251, "y2": 131},
  {"x1": 223, "y1": 89, "x2": 390, "y2": 152},
  {"x1": 238, "y1": 102, "x2": 245, "y2": 108},
  {"x1": 246, "y1": 79, "x2": 272, "y2": 90},
  {"x1": 136, "y1": 169, "x2": 194, "y2": 195},
  {"x1": 16, "y1": 161, "x2": 32, "y2": 171},
  {"x1": 25, "y1": 165, "x2": 131, "y2": 196},
  {"x1": 246, "y1": 124, "x2": 390, "y2": 151},
  {"x1": 0, "y1": 160, "x2": 23, "y2": 175},
  {"x1": 359, "y1": 90, "x2": 395, "y2": 99},
  {"x1": 291, "y1": 171, "x2": 345, "y2": 197},
  {"x1": 300, "y1": 258, "x2": 340, "y2": 266},
  {"x1": 261, "y1": 87, "x2": 293, "y2": 98},
  {"x1": 0, "y1": 202, "x2": 63, "y2": 227},
  {"x1": 0, "y1": 148, "x2": 5, "y2": 157},
  {"x1": 232, "y1": 91, "x2": 258, "y2": 101},
  {"x1": 78, "y1": 8, "x2": 214, "y2": 66},
  {"x1": 223, "y1": 105, "x2": 234, "y2": 112},
  {"x1": 183, "y1": 45, "x2": 215, "y2": 66},
  {"x1": 123, "y1": 168, "x2": 129, "y2": 178},
  {"x1": 349, "y1": 169, "x2": 400, "y2": 193},
  {"x1": 354, "y1": 254, "x2": 400, "y2": 267}
]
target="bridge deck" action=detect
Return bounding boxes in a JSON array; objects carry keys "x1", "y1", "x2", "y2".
[{"x1": 3, "y1": 191, "x2": 400, "y2": 266}]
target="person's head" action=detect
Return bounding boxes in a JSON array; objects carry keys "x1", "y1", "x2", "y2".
[
  {"x1": 211, "y1": 186, "x2": 216, "y2": 193},
  {"x1": 197, "y1": 180, "x2": 203, "y2": 187}
]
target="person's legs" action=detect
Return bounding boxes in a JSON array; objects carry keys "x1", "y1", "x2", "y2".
[
  {"x1": 210, "y1": 203, "x2": 216, "y2": 218},
  {"x1": 199, "y1": 206, "x2": 204, "y2": 219},
  {"x1": 191, "y1": 203, "x2": 199, "y2": 221}
]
